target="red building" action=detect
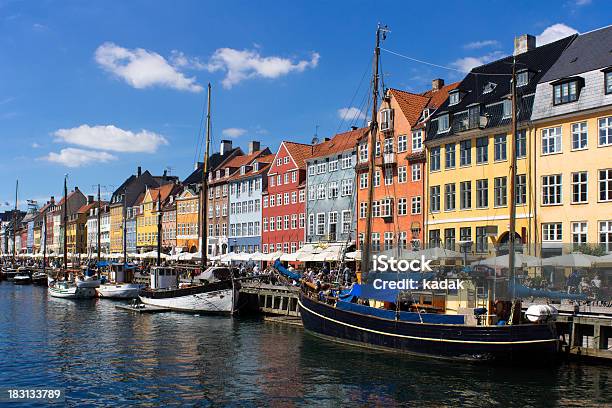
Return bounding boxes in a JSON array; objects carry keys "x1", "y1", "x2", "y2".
[{"x1": 261, "y1": 141, "x2": 311, "y2": 255}]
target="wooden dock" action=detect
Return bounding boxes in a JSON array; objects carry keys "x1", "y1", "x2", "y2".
[
  {"x1": 264, "y1": 315, "x2": 303, "y2": 327},
  {"x1": 239, "y1": 282, "x2": 300, "y2": 317},
  {"x1": 115, "y1": 303, "x2": 171, "y2": 314}
]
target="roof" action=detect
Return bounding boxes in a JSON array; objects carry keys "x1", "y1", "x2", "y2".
[
  {"x1": 77, "y1": 201, "x2": 108, "y2": 214},
  {"x1": 148, "y1": 183, "x2": 179, "y2": 203},
  {"x1": 540, "y1": 25, "x2": 612, "y2": 82},
  {"x1": 209, "y1": 149, "x2": 271, "y2": 185},
  {"x1": 309, "y1": 127, "x2": 367, "y2": 160},
  {"x1": 389, "y1": 89, "x2": 430, "y2": 125},
  {"x1": 282, "y1": 141, "x2": 315, "y2": 169},
  {"x1": 182, "y1": 147, "x2": 242, "y2": 185},
  {"x1": 422, "y1": 82, "x2": 461, "y2": 110}
]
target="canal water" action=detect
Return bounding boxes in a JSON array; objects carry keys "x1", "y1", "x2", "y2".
[{"x1": 0, "y1": 282, "x2": 610, "y2": 407}]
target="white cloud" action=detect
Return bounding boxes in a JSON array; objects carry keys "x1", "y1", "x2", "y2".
[
  {"x1": 222, "y1": 128, "x2": 247, "y2": 138},
  {"x1": 574, "y1": 0, "x2": 591, "y2": 5},
  {"x1": 53, "y1": 124, "x2": 168, "y2": 153},
  {"x1": 451, "y1": 51, "x2": 505, "y2": 73},
  {"x1": 338, "y1": 107, "x2": 366, "y2": 121},
  {"x1": 94, "y1": 42, "x2": 203, "y2": 92},
  {"x1": 31, "y1": 142, "x2": 41, "y2": 148},
  {"x1": 206, "y1": 48, "x2": 320, "y2": 88},
  {"x1": 42, "y1": 148, "x2": 117, "y2": 168},
  {"x1": 536, "y1": 23, "x2": 579, "y2": 46},
  {"x1": 463, "y1": 40, "x2": 500, "y2": 50}
]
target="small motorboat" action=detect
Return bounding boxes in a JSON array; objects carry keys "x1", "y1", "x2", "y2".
[
  {"x1": 76, "y1": 266, "x2": 101, "y2": 289},
  {"x1": 48, "y1": 280, "x2": 96, "y2": 299},
  {"x1": 32, "y1": 271, "x2": 48, "y2": 286},
  {"x1": 13, "y1": 272, "x2": 32, "y2": 285},
  {"x1": 96, "y1": 283, "x2": 144, "y2": 299},
  {"x1": 3, "y1": 268, "x2": 19, "y2": 281}
]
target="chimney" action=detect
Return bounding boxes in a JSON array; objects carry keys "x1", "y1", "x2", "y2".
[
  {"x1": 50, "y1": 196, "x2": 55, "y2": 204},
  {"x1": 324, "y1": 137, "x2": 331, "y2": 142},
  {"x1": 248, "y1": 140, "x2": 260, "y2": 154},
  {"x1": 514, "y1": 34, "x2": 536, "y2": 55},
  {"x1": 74, "y1": 186, "x2": 79, "y2": 192},
  {"x1": 351, "y1": 126, "x2": 358, "y2": 131},
  {"x1": 220, "y1": 140, "x2": 232, "y2": 156},
  {"x1": 163, "y1": 169, "x2": 167, "y2": 180},
  {"x1": 432, "y1": 78, "x2": 444, "y2": 91},
  {"x1": 87, "y1": 195, "x2": 94, "y2": 204},
  {"x1": 137, "y1": 166, "x2": 142, "y2": 177}
]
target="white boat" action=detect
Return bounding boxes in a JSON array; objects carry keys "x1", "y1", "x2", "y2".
[
  {"x1": 13, "y1": 273, "x2": 32, "y2": 285},
  {"x1": 96, "y1": 283, "x2": 144, "y2": 299},
  {"x1": 138, "y1": 266, "x2": 237, "y2": 314},
  {"x1": 76, "y1": 275, "x2": 101, "y2": 288},
  {"x1": 48, "y1": 280, "x2": 96, "y2": 299}
]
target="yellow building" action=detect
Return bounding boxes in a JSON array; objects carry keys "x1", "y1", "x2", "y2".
[
  {"x1": 136, "y1": 189, "x2": 158, "y2": 252},
  {"x1": 175, "y1": 188, "x2": 200, "y2": 253},
  {"x1": 424, "y1": 35, "x2": 574, "y2": 255},
  {"x1": 110, "y1": 204, "x2": 123, "y2": 254},
  {"x1": 530, "y1": 26, "x2": 612, "y2": 257}
]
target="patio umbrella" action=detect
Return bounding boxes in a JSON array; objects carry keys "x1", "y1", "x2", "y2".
[
  {"x1": 541, "y1": 252, "x2": 598, "y2": 268},
  {"x1": 471, "y1": 253, "x2": 541, "y2": 268},
  {"x1": 405, "y1": 247, "x2": 464, "y2": 260},
  {"x1": 593, "y1": 253, "x2": 612, "y2": 266},
  {"x1": 344, "y1": 250, "x2": 362, "y2": 261}
]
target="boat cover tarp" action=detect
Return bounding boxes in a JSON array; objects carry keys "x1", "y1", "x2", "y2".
[
  {"x1": 509, "y1": 281, "x2": 588, "y2": 301},
  {"x1": 336, "y1": 301, "x2": 465, "y2": 324},
  {"x1": 273, "y1": 260, "x2": 301, "y2": 281}
]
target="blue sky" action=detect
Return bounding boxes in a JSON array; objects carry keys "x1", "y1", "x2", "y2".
[{"x1": 0, "y1": 0, "x2": 608, "y2": 209}]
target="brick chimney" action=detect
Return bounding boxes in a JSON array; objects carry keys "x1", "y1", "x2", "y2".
[
  {"x1": 220, "y1": 140, "x2": 232, "y2": 156},
  {"x1": 87, "y1": 195, "x2": 94, "y2": 204},
  {"x1": 137, "y1": 166, "x2": 142, "y2": 177},
  {"x1": 432, "y1": 78, "x2": 445, "y2": 91},
  {"x1": 514, "y1": 34, "x2": 536, "y2": 55},
  {"x1": 248, "y1": 140, "x2": 260, "y2": 154}
]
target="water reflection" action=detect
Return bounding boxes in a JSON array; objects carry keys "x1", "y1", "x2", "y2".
[{"x1": 0, "y1": 282, "x2": 610, "y2": 406}]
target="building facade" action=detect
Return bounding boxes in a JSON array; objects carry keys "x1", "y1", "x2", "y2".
[{"x1": 176, "y1": 188, "x2": 199, "y2": 253}]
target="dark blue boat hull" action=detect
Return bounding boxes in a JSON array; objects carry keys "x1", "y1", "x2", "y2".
[{"x1": 299, "y1": 293, "x2": 559, "y2": 362}]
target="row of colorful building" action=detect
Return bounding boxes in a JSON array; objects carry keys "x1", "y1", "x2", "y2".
[{"x1": 1, "y1": 26, "x2": 611, "y2": 259}]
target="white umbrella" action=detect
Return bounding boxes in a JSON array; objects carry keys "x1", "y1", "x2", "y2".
[
  {"x1": 405, "y1": 247, "x2": 464, "y2": 260},
  {"x1": 280, "y1": 252, "x2": 298, "y2": 262},
  {"x1": 250, "y1": 251, "x2": 264, "y2": 261},
  {"x1": 541, "y1": 252, "x2": 598, "y2": 268},
  {"x1": 472, "y1": 253, "x2": 541, "y2": 268},
  {"x1": 593, "y1": 253, "x2": 612, "y2": 266},
  {"x1": 345, "y1": 250, "x2": 362, "y2": 261}
]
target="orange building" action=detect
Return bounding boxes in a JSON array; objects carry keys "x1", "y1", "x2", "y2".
[{"x1": 356, "y1": 79, "x2": 458, "y2": 252}]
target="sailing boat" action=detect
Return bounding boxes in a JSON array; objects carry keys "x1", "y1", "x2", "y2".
[
  {"x1": 139, "y1": 83, "x2": 238, "y2": 314},
  {"x1": 48, "y1": 175, "x2": 97, "y2": 299},
  {"x1": 298, "y1": 25, "x2": 559, "y2": 362}
]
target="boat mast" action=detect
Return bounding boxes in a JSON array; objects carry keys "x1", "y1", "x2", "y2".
[
  {"x1": 200, "y1": 83, "x2": 211, "y2": 271},
  {"x1": 156, "y1": 193, "x2": 162, "y2": 267},
  {"x1": 63, "y1": 175, "x2": 68, "y2": 271},
  {"x1": 508, "y1": 59, "x2": 518, "y2": 279},
  {"x1": 361, "y1": 24, "x2": 385, "y2": 282},
  {"x1": 12, "y1": 179, "x2": 18, "y2": 264},
  {"x1": 97, "y1": 184, "x2": 101, "y2": 265},
  {"x1": 123, "y1": 187, "x2": 127, "y2": 264},
  {"x1": 43, "y1": 206, "x2": 47, "y2": 272}
]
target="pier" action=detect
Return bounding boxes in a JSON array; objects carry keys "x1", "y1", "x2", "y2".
[{"x1": 239, "y1": 282, "x2": 301, "y2": 318}]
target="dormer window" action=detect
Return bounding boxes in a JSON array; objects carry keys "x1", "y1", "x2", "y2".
[
  {"x1": 482, "y1": 82, "x2": 497, "y2": 94},
  {"x1": 421, "y1": 108, "x2": 430, "y2": 120},
  {"x1": 552, "y1": 77, "x2": 583, "y2": 105},
  {"x1": 604, "y1": 69, "x2": 612, "y2": 95},
  {"x1": 448, "y1": 91, "x2": 460, "y2": 105},
  {"x1": 253, "y1": 162, "x2": 259, "y2": 171},
  {"x1": 502, "y1": 99, "x2": 512, "y2": 118},
  {"x1": 437, "y1": 114, "x2": 450, "y2": 133},
  {"x1": 516, "y1": 70, "x2": 530, "y2": 87},
  {"x1": 240, "y1": 166, "x2": 245, "y2": 175},
  {"x1": 224, "y1": 168, "x2": 229, "y2": 177},
  {"x1": 380, "y1": 109, "x2": 393, "y2": 131},
  {"x1": 216, "y1": 170, "x2": 221, "y2": 179}
]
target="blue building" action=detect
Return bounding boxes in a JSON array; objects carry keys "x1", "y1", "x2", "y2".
[
  {"x1": 126, "y1": 204, "x2": 137, "y2": 254},
  {"x1": 228, "y1": 153, "x2": 273, "y2": 253}
]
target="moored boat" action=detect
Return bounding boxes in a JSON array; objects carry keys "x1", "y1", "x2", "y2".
[
  {"x1": 32, "y1": 271, "x2": 48, "y2": 286},
  {"x1": 13, "y1": 271, "x2": 32, "y2": 285},
  {"x1": 48, "y1": 280, "x2": 96, "y2": 299},
  {"x1": 96, "y1": 282, "x2": 144, "y2": 299}
]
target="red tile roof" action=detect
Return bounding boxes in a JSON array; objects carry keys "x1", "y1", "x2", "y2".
[
  {"x1": 422, "y1": 81, "x2": 460, "y2": 110},
  {"x1": 77, "y1": 200, "x2": 108, "y2": 214},
  {"x1": 310, "y1": 127, "x2": 367, "y2": 159},
  {"x1": 283, "y1": 141, "x2": 315, "y2": 169},
  {"x1": 389, "y1": 89, "x2": 430, "y2": 125},
  {"x1": 149, "y1": 183, "x2": 178, "y2": 203}
]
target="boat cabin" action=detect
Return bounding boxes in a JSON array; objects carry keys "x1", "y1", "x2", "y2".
[
  {"x1": 110, "y1": 263, "x2": 134, "y2": 283},
  {"x1": 150, "y1": 266, "x2": 178, "y2": 289}
]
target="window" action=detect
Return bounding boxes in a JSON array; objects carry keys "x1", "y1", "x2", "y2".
[
  {"x1": 411, "y1": 164, "x2": 421, "y2": 181},
  {"x1": 572, "y1": 172, "x2": 588, "y2": 204},
  {"x1": 373, "y1": 170, "x2": 380, "y2": 187},
  {"x1": 308, "y1": 165, "x2": 316, "y2": 176},
  {"x1": 342, "y1": 210, "x2": 351, "y2": 234},
  {"x1": 291, "y1": 192, "x2": 296, "y2": 204},
  {"x1": 600, "y1": 169, "x2": 612, "y2": 202},
  {"x1": 542, "y1": 223, "x2": 562, "y2": 242},
  {"x1": 384, "y1": 168, "x2": 393, "y2": 186},
  {"x1": 380, "y1": 109, "x2": 393, "y2": 131},
  {"x1": 430, "y1": 147, "x2": 440, "y2": 171},
  {"x1": 308, "y1": 186, "x2": 315, "y2": 201},
  {"x1": 516, "y1": 174, "x2": 526, "y2": 205},
  {"x1": 398, "y1": 134, "x2": 407, "y2": 152},
  {"x1": 460, "y1": 227, "x2": 471, "y2": 244},
  {"x1": 329, "y1": 160, "x2": 338, "y2": 172},
  {"x1": 542, "y1": 127, "x2": 562, "y2": 155},
  {"x1": 494, "y1": 177, "x2": 507, "y2": 207},
  {"x1": 438, "y1": 114, "x2": 450, "y2": 133},
  {"x1": 606, "y1": 71, "x2": 612, "y2": 95},
  {"x1": 371, "y1": 233, "x2": 381, "y2": 252},
  {"x1": 444, "y1": 183, "x2": 456, "y2": 211},
  {"x1": 341, "y1": 154, "x2": 352, "y2": 169},
  {"x1": 384, "y1": 232, "x2": 394, "y2": 251},
  {"x1": 316, "y1": 214, "x2": 325, "y2": 235},
  {"x1": 317, "y1": 162, "x2": 327, "y2": 174},
  {"x1": 341, "y1": 179, "x2": 353, "y2": 196},
  {"x1": 291, "y1": 214, "x2": 297, "y2": 229},
  {"x1": 572, "y1": 122, "x2": 588, "y2": 150},
  {"x1": 359, "y1": 202, "x2": 368, "y2": 219},
  {"x1": 284, "y1": 157, "x2": 290, "y2": 164},
  {"x1": 383, "y1": 137, "x2": 394, "y2": 154},
  {"x1": 299, "y1": 190, "x2": 305, "y2": 202},
  {"x1": 449, "y1": 91, "x2": 459, "y2": 105},
  {"x1": 517, "y1": 70, "x2": 529, "y2": 87},
  {"x1": 270, "y1": 176, "x2": 275, "y2": 187},
  {"x1": 553, "y1": 80, "x2": 579, "y2": 105},
  {"x1": 284, "y1": 193, "x2": 289, "y2": 205},
  {"x1": 284, "y1": 215, "x2": 289, "y2": 230},
  {"x1": 398, "y1": 198, "x2": 407, "y2": 216},
  {"x1": 263, "y1": 218, "x2": 268, "y2": 232},
  {"x1": 476, "y1": 137, "x2": 488, "y2": 164},
  {"x1": 277, "y1": 216, "x2": 282, "y2": 231},
  {"x1": 430, "y1": 186, "x2": 440, "y2": 212},
  {"x1": 516, "y1": 130, "x2": 527, "y2": 158},
  {"x1": 277, "y1": 194, "x2": 282, "y2": 206},
  {"x1": 444, "y1": 228, "x2": 456, "y2": 250},
  {"x1": 542, "y1": 174, "x2": 562, "y2": 205},
  {"x1": 277, "y1": 175, "x2": 282, "y2": 185},
  {"x1": 359, "y1": 143, "x2": 368, "y2": 162},
  {"x1": 411, "y1": 130, "x2": 423, "y2": 151},
  {"x1": 476, "y1": 179, "x2": 488, "y2": 208},
  {"x1": 599, "y1": 117, "x2": 612, "y2": 146},
  {"x1": 328, "y1": 181, "x2": 339, "y2": 198},
  {"x1": 411, "y1": 196, "x2": 421, "y2": 214},
  {"x1": 317, "y1": 184, "x2": 326, "y2": 199},
  {"x1": 270, "y1": 195, "x2": 275, "y2": 207},
  {"x1": 429, "y1": 229, "x2": 440, "y2": 248},
  {"x1": 572, "y1": 222, "x2": 587, "y2": 247},
  {"x1": 460, "y1": 181, "x2": 471, "y2": 209},
  {"x1": 380, "y1": 198, "x2": 393, "y2": 218},
  {"x1": 445, "y1": 143, "x2": 455, "y2": 169},
  {"x1": 502, "y1": 99, "x2": 512, "y2": 118},
  {"x1": 494, "y1": 134, "x2": 507, "y2": 161},
  {"x1": 299, "y1": 213, "x2": 305, "y2": 228},
  {"x1": 460, "y1": 140, "x2": 471, "y2": 166},
  {"x1": 476, "y1": 227, "x2": 487, "y2": 253},
  {"x1": 600, "y1": 221, "x2": 612, "y2": 252},
  {"x1": 375, "y1": 141, "x2": 381, "y2": 157},
  {"x1": 398, "y1": 166, "x2": 407, "y2": 183},
  {"x1": 359, "y1": 173, "x2": 368, "y2": 189}
]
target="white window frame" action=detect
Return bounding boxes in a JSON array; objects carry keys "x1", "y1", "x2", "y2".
[
  {"x1": 571, "y1": 122, "x2": 588, "y2": 151},
  {"x1": 542, "y1": 126, "x2": 562, "y2": 155}
]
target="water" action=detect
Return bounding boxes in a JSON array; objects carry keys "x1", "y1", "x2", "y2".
[{"x1": 0, "y1": 282, "x2": 610, "y2": 407}]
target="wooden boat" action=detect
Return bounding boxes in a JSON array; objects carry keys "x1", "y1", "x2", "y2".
[
  {"x1": 96, "y1": 283, "x2": 144, "y2": 299},
  {"x1": 13, "y1": 271, "x2": 32, "y2": 285},
  {"x1": 48, "y1": 280, "x2": 96, "y2": 299},
  {"x1": 31, "y1": 271, "x2": 48, "y2": 286}
]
